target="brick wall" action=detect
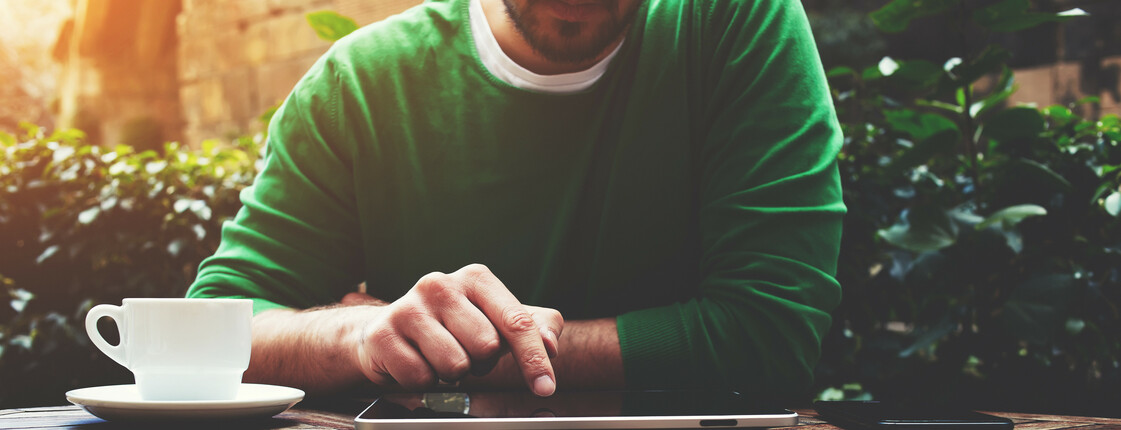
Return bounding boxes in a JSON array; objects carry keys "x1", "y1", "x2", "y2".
[
  {"x1": 1009, "y1": 56, "x2": 1121, "y2": 118},
  {"x1": 176, "y1": 0, "x2": 420, "y2": 145}
]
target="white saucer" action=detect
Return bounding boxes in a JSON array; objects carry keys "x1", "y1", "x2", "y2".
[{"x1": 66, "y1": 383, "x2": 305, "y2": 421}]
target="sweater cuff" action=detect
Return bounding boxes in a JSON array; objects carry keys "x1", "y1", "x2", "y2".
[
  {"x1": 186, "y1": 282, "x2": 291, "y2": 315},
  {"x1": 615, "y1": 304, "x2": 693, "y2": 389}
]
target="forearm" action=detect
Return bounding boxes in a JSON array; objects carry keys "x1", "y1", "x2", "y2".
[
  {"x1": 462, "y1": 318, "x2": 624, "y2": 390},
  {"x1": 244, "y1": 306, "x2": 371, "y2": 395}
]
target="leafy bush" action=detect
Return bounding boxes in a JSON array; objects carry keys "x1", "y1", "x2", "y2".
[
  {"x1": 815, "y1": 0, "x2": 1121, "y2": 417},
  {"x1": 0, "y1": 125, "x2": 261, "y2": 408}
]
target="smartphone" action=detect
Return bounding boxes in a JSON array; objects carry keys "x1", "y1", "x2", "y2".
[
  {"x1": 814, "y1": 400, "x2": 1014, "y2": 429},
  {"x1": 355, "y1": 390, "x2": 798, "y2": 429}
]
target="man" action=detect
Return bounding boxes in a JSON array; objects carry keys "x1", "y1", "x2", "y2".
[{"x1": 187, "y1": 0, "x2": 845, "y2": 401}]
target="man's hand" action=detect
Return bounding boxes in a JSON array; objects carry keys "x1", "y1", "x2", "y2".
[
  {"x1": 347, "y1": 264, "x2": 563, "y2": 397},
  {"x1": 245, "y1": 264, "x2": 621, "y2": 396}
]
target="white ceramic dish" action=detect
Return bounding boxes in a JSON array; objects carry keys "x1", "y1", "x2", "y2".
[{"x1": 66, "y1": 383, "x2": 304, "y2": 421}]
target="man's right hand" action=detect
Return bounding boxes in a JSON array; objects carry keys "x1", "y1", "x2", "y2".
[{"x1": 347, "y1": 264, "x2": 563, "y2": 397}]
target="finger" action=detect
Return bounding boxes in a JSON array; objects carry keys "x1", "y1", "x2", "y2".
[
  {"x1": 469, "y1": 338, "x2": 506, "y2": 377},
  {"x1": 412, "y1": 271, "x2": 505, "y2": 374},
  {"x1": 358, "y1": 329, "x2": 421, "y2": 388},
  {"x1": 399, "y1": 317, "x2": 472, "y2": 382},
  {"x1": 527, "y1": 306, "x2": 564, "y2": 358},
  {"x1": 438, "y1": 298, "x2": 503, "y2": 362},
  {"x1": 355, "y1": 343, "x2": 395, "y2": 388},
  {"x1": 459, "y1": 265, "x2": 555, "y2": 396},
  {"x1": 379, "y1": 335, "x2": 438, "y2": 391}
]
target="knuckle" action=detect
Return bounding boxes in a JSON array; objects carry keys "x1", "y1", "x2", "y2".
[
  {"x1": 519, "y1": 350, "x2": 549, "y2": 370},
  {"x1": 388, "y1": 303, "x2": 428, "y2": 326},
  {"x1": 446, "y1": 357, "x2": 471, "y2": 380},
  {"x1": 367, "y1": 327, "x2": 402, "y2": 347},
  {"x1": 423, "y1": 283, "x2": 462, "y2": 307},
  {"x1": 414, "y1": 273, "x2": 466, "y2": 306},
  {"x1": 477, "y1": 336, "x2": 502, "y2": 357},
  {"x1": 501, "y1": 306, "x2": 537, "y2": 333},
  {"x1": 414, "y1": 272, "x2": 448, "y2": 292},
  {"x1": 463, "y1": 263, "x2": 490, "y2": 275},
  {"x1": 545, "y1": 309, "x2": 564, "y2": 325},
  {"x1": 468, "y1": 333, "x2": 499, "y2": 358}
]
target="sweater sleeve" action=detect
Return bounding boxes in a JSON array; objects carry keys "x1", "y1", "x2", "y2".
[
  {"x1": 615, "y1": 0, "x2": 844, "y2": 400},
  {"x1": 186, "y1": 52, "x2": 365, "y2": 315}
]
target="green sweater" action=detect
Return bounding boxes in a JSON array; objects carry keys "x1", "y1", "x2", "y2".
[{"x1": 188, "y1": 0, "x2": 845, "y2": 398}]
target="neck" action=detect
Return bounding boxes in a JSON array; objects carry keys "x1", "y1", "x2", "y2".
[{"x1": 479, "y1": 0, "x2": 625, "y2": 75}]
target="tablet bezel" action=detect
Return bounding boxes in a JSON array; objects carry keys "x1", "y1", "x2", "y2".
[{"x1": 353, "y1": 391, "x2": 798, "y2": 429}]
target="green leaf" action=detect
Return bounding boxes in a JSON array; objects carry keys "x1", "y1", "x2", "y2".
[
  {"x1": 1044, "y1": 105, "x2": 1076, "y2": 127},
  {"x1": 0, "y1": 130, "x2": 14, "y2": 146},
  {"x1": 1000, "y1": 274, "x2": 1077, "y2": 345},
  {"x1": 1105, "y1": 192, "x2": 1121, "y2": 216},
  {"x1": 891, "y1": 60, "x2": 945, "y2": 91},
  {"x1": 77, "y1": 207, "x2": 100, "y2": 225},
  {"x1": 9, "y1": 288, "x2": 33, "y2": 312},
  {"x1": 11, "y1": 335, "x2": 32, "y2": 350},
  {"x1": 36, "y1": 245, "x2": 60, "y2": 265},
  {"x1": 878, "y1": 206, "x2": 959, "y2": 252},
  {"x1": 917, "y1": 99, "x2": 964, "y2": 114},
  {"x1": 817, "y1": 387, "x2": 845, "y2": 402},
  {"x1": 883, "y1": 109, "x2": 959, "y2": 141},
  {"x1": 899, "y1": 316, "x2": 957, "y2": 358},
  {"x1": 1065, "y1": 318, "x2": 1086, "y2": 335},
  {"x1": 167, "y1": 239, "x2": 186, "y2": 257},
  {"x1": 951, "y1": 46, "x2": 1013, "y2": 85},
  {"x1": 976, "y1": 204, "x2": 1047, "y2": 230},
  {"x1": 259, "y1": 103, "x2": 280, "y2": 126},
  {"x1": 189, "y1": 200, "x2": 212, "y2": 221},
  {"x1": 861, "y1": 65, "x2": 884, "y2": 81},
  {"x1": 878, "y1": 57, "x2": 900, "y2": 76},
  {"x1": 871, "y1": 0, "x2": 959, "y2": 33},
  {"x1": 1006, "y1": 159, "x2": 1074, "y2": 192},
  {"x1": 827, "y1": 66, "x2": 857, "y2": 79},
  {"x1": 973, "y1": 0, "x2": 1088, "y2": 33},
  {"x1": 306, "y1": 11, "x2": 359, "y2": 42},
  {"x1": 173, "y1": 198, "x2": 192, "y2": 213},
  {"x1": 982, "y1": 106, "x2": 1045, "y2": 142},
  {"x1": 887, "y1": 128, "x2": 961, "y2": 175},
  {"x1": 1076, "y1": 96, "x2": 1100, "y2": 106},
  {"x1": 972, "y1": 85, "x2": 1017, "y2": 118}
]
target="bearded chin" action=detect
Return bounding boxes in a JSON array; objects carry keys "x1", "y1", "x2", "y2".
[{"x1": 503, "y1": 0, "x2": 634, "y2": 65}]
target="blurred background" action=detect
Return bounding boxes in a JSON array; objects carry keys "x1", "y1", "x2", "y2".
[
  {"x1": 1, "y1": 0, "x2": 1119, "y2": 419},
  {"x1": 2, "y1": 0, "x2": 1118, "y2": 143}
]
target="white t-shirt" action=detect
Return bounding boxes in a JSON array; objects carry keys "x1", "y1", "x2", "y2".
[{"x1": 468, "y1": 0, "x2": 623, "y2": 94}]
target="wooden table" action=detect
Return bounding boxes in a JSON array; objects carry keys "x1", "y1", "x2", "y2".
[{"x1": 2, "y1": 404, "x2": 1119, "y2": 429}]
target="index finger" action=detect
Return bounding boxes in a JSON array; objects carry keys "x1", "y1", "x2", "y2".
[{"x1": 459, "y1": 265, "x2": 556, "y2": 397}]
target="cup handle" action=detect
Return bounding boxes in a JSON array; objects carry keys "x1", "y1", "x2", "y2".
[{"x1": 85, "y1": 304, "x2": 127, "y2": 367}]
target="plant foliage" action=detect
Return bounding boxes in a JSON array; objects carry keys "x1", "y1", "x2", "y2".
[
  {"x1": 817, "y1": 0, "x2": 1121, "y2": 416},
  {"x1": 0, "y1": 125, "x2": 261, "y2": 407},
  {"x1": 306, "y1": 10, "x2": 359, "y2": 42}
]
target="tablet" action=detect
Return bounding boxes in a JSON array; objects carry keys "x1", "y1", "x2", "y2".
[{"x1": 354, "y1": 390, "x2": 797, "y2": 429}]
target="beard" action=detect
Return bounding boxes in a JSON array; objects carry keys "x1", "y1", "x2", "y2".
[{"x1": 502, "y1": 0, "x2": 643, "y2": 65}]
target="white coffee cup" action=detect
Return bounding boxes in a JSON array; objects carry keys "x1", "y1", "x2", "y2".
[{"x1": 85, "y1": 298, "x2": 252, "y2": 401}]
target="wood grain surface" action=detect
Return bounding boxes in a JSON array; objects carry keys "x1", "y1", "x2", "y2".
[{"x1": 2, "y1": 405, "x2": 1118, "y2": 429}]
